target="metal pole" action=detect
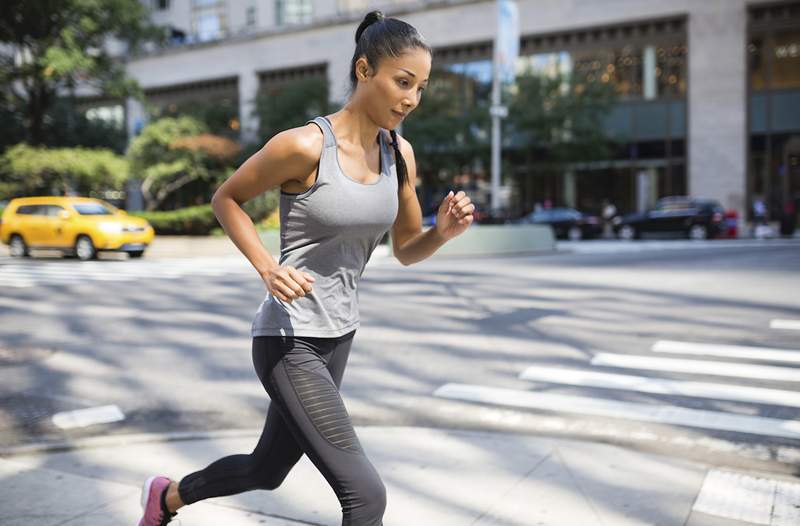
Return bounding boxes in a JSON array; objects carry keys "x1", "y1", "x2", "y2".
[{"x1": 491, "y1": 55, "x2": 501, "y2": 214}]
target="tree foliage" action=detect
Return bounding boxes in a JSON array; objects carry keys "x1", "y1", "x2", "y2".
[
  {"x1": 0, "y1": 0, "x2": 165, "y2": 145},
  {"x1": 126, "y1": 116, "x2": 242, "y2": 211},
  {"x1": 0, "y1": 143, "x2": 128, "y2": 198},
  {"x1": 507, "y1": 69, "x2": 618, "y2": 166},
  {"x1": 255, "y1": 77, "x2": 330, "y2": 142}
]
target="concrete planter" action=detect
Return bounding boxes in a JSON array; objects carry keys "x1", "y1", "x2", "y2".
[
  {"x1": 389, "y1": 224, "x2": 555, "y2": 258},
  {"x1": 260, "y1": 224, "x2": 555, "y2": 259}
]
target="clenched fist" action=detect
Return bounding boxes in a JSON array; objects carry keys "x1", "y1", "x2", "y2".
[{"x1": 261, "y1": 265, "x2": 315, "y2": 303}]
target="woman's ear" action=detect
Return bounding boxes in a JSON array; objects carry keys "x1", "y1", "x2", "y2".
[{"x1": 356, "y1": 57, "x2": 373, "y2": 82}]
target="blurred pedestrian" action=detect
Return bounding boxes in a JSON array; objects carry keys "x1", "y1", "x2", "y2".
[
  {"x1": 752, "y1": 196, "x2": 771, "y2": 238},
  {"x1": 135, "y1": 10, "x2": 475, "y2": 526},
  {"x1": 601, "y1": 198, "x2": 618, "y2": 239}
]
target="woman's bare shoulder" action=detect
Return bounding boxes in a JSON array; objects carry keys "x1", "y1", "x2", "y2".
[{"x1": 266, "y1": 122, "x2": 325, "y2": 165}]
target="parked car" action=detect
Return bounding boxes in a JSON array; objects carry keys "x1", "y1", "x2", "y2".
[
  {"x1": 0, "y1": 196, "x2": 155, "y2": 260},
  {"x1": 513, "y1": 207, "x2": 602, "y2": 240},
  {"x1": 613, "y1": 196, "x2": 725, "y2": 240}
]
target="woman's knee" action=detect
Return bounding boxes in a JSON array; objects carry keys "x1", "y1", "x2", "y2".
[{"x1": 348, "y1": 477, "x2": 386, "y2": 523}]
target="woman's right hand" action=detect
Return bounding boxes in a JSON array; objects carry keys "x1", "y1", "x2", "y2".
[{"x1": 261, "y1": 265, "x2": 315, "y2": 303}]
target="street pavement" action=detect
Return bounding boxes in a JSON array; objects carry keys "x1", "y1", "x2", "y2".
[{"x1": 1, "y1": 235, "x2": 799, "y2": 525}]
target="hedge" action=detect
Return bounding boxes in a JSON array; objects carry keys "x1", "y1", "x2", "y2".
[{"x1": 129, "y1": 191, "x2": 278, "y2": 235}]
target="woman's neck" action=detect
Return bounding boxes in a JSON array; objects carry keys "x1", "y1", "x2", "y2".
[{"x1": 328, "y1": 104, "x2": 380, "y2": 153}]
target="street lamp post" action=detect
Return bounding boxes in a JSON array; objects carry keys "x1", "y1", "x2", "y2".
[{"x1": 490, "y1": 0, "x2": 518, "y2": 217}]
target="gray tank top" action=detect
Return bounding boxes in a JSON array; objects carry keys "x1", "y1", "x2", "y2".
[{"x1": 251, "y1": 115, "x2": 399, "y2": 338}]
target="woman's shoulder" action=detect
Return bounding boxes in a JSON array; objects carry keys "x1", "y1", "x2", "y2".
[{"x1": 265, "y1": 122, "x2": 326, "y2": 166}]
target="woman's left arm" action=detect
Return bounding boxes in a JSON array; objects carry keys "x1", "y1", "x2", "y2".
[{"x1": 390, "y1": 135, "x2": 475, "y2": 266}]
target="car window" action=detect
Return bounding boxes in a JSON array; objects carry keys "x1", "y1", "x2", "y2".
[
  {"x1": 73, "y1": 203, "x2": 114, "y2": 215},
  {"x1": 15, "y1": 205, "x2": 34, "y2": 215},
  {"x1": 530, "y1": 212, "x2": 548, "y2": 222},
  {"x1": 45, "y1": 205, "x2": 66, "y2": 217},
  {"x1": 16, "y1": 205, "x2": 44, "y2": 215}
]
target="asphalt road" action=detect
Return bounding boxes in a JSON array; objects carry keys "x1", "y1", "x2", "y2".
[{"x1": 1, "y1": 238, "x2": 798, "y2": 478}]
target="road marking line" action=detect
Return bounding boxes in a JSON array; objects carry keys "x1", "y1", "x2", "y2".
[
  {"x1": 518, "y1": 366, "x2": 800, "y2": 407},
  {"x1": 433, "y1": 383, "x2": 800, "y2": 439},
  {"x1": 692, "y1": 469, "x2": 800, "y2": 525},
  {"x1": 51, "y1": 405, "x2": 125, "y2": 429},
  {"x1": 652, "y1": 340, "x2": 800, "y2": 364},
  {"x1": 591, "y1": 352, "x2": 800, "y2": 382},
  {"x1": 771, "y1": 319, "x2": 800, "y2": 331}
]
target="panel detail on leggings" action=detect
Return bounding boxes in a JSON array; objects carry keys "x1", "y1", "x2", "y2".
[
  {"x1": 251, "y1": 115, "x2": 399, "y2": 338},
  {"x1": 285, "y1": 362, "x2": 363, "y2": 454}
]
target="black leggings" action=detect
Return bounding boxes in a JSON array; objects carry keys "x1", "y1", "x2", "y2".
[{"x1": 177, "y1": 329, "x2": 386, "y2": 525}]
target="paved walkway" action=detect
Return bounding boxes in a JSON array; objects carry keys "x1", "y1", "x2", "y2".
[{"x1": 2, "y1": 426, "x2": 799, "y2": 525}]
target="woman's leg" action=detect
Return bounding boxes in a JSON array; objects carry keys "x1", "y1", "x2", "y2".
[
  {"x1": 257, "y1": 330, "x2": 386, "y2": 525},
  {"x1": 169, "y1": 330, "x2": 385, "y2": 525},
  {"x1": 173, "y1": 336, "x2": 309, "y2": 507}
]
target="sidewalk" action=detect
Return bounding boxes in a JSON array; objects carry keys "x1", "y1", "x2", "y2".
[{"x1": 2, "y1": 425, "x2": 797, "y2": 525}]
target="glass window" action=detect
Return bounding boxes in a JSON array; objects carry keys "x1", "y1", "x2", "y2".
[
  {"x1": 275, "y1": 0, "x2": 312, "y2": 26},
  {"x1": 192, "y1": 0, "x2": 227, "y2": 42},
  {"x1": 772, "y1": 30, "x2": 800, "y2": 89},
  {"x1": 246, "y1": 5, "x2": 256, "y2": 27},
  {"x1": 749, "y1": 38, "x2": 766, "y2": 90},
  {"x1": 73, "y1": 203, "x2": 114, "y2": 215},
  {"x1": 44, "y1": 205, "x2": 66, "y2": 217},
  {"x1": 656, "y1": 43, "x2": 687, "y2": 97},
  {"x1": 15, "y1": 205, "x2": 40, "y2": 215}
]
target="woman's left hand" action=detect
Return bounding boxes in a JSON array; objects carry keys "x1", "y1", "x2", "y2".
[{"x1": 435, "y1": 190, "x2": 475, "y2": 241}]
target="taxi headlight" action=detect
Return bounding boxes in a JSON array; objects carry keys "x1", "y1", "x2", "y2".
[{"x1": 98, "y1": 222, "x2": 123, "y2": 233}]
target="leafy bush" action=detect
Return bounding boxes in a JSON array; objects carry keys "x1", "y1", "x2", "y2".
[
  {"x1": 129, "y1": 190, "x2": 278, "y2": 235},
  {"x1": 130, "y1": 204, "x2": 217, "y2": 235},
  {"x1": 0, "y1": 143, "x2": 128, "y2": 199}
]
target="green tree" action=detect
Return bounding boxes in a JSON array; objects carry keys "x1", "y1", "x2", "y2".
[
  {"x1": 0, "y1": 0, "x2": 165, "y2": 146},
  {"x1": 0, "y1": 143, "x2": 128, "y2": 199},
  {"x1": 126, "y1": 116, "x2": 242, "y2": 211},
  {"x1": 154, "y1": 97, "x2": 240, "y2": 139},
  {"x1": 255, "y1": 76, "x2": 330, "y2": 142},
  {"x1": 403, "y1": 67, "x2": 491, "y2": 177},
  {"x1": 507, "y1": 69, "x2": 618, "y2": 167}
]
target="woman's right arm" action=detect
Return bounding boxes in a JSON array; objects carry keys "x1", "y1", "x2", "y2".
[{"x1": 211, "y1": 126, "x2": 320, "y2": 302}]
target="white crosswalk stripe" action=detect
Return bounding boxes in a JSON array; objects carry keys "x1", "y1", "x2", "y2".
[
  {"x1": 433, "y1": 383, "x2": 800, "y2": 440},
  {"x1": 771, "y1": 319, "x2": 800, "y2": 331},
  {"x1": 434, "y1": 338, "x2": 800, "y2": 440},
  {"x1": 652, "y1": 340, "x2": 800, "y2": 364},
  {"x1": 591, "y1": 352, "x2": 800, "y2": 382},
  {"x1": 0, "y1": 256, "x2": 254, "y2": 287},
  {"x1": 518, "y1": 366, "x2": 800, "y2": 408}
]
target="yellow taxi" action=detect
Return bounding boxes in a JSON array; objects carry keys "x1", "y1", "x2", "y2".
[{"x1": 0, "y1": 196, "x2": 155, "y2": 260}]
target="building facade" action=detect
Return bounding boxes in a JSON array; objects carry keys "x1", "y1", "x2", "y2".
[{"x1": 106, "y1": 0, "x2": 800, "y2": 222}]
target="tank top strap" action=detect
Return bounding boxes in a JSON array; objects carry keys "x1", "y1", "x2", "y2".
[{"x1": 306, "y1": 116, "x2": 337, "y2": 149}]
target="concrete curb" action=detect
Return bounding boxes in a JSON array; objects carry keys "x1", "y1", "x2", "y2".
[{"x1": 0, "y1": 428, "x2": 262, "y2": 457}]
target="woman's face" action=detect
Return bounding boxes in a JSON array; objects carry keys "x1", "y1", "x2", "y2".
[{"x1": 356, "y1": 47, "x2": 432, "y2": 129}]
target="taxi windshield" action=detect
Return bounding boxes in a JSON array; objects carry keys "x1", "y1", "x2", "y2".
[{"x1": 73, "y1": 203, "x2": 115, "y2": 215}]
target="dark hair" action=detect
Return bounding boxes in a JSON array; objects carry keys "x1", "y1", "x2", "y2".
[{"x1": 349, "y1": 10, "x2": 431, "y2": 190}]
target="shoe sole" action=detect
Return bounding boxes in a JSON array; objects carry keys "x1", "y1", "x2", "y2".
[{"x1": 140, "y1": 475, "x2": 158, "y2": 513}]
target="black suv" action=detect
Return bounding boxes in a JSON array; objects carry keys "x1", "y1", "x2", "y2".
[{"x1": 614, "y1": 196, "x2": 726, "y2": 240}]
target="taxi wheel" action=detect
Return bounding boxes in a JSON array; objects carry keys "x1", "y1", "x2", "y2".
[
  {"x1": 129, "y1": 250, "x2": 145, "y2": 258},
  {"x1": 75, "y1": 235, "x2": 97, "y2": 261},
  {"x1": 9, "y1": 234, "x2": 29, "y2": 257}
]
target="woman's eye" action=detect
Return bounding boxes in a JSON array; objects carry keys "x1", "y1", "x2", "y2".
[{"x1": 398, "y1": 79, "x2": 409, "y2": 87}]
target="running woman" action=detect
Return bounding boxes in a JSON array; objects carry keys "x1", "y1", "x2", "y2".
[{"x1": 137, "y1": 10, "x2": 474, "y2": 526}]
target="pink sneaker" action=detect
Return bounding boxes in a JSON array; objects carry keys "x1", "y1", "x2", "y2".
[{"x1": 137, "y1": 475, "x2": 178, "y2": 526}]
